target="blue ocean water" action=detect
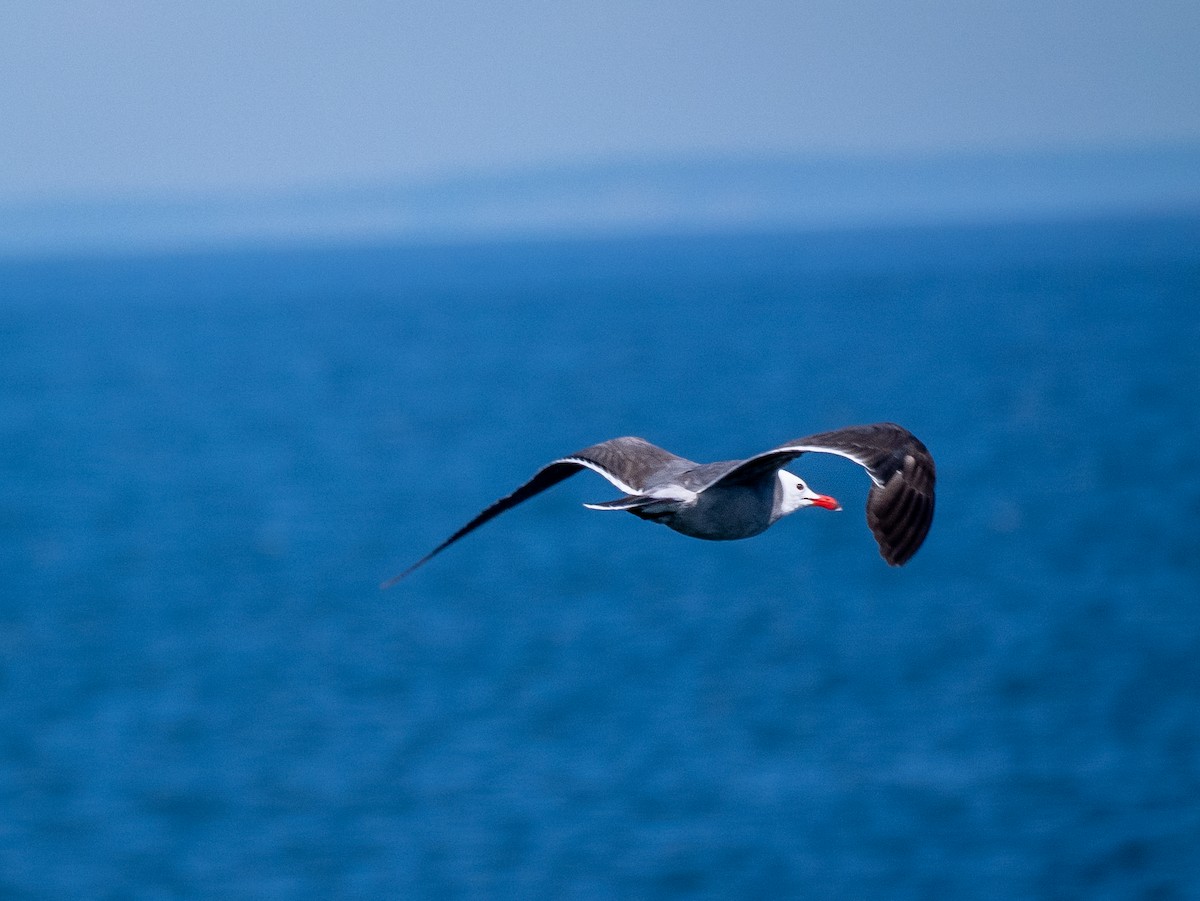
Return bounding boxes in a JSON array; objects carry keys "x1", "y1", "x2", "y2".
[{"x1": 1, "y1": 216, "x2": 1198, "y2": 898}]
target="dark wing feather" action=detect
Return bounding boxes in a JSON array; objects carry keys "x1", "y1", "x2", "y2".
[
  {"x1": 381, "y1": 437, "x2": 686, "y2": 586},
  {"x1": 860, "y1": 439, "x2": 936, "y2": 565},
  {"x1": 700, "y1": 423, "x2": 936, "y2": 566}
]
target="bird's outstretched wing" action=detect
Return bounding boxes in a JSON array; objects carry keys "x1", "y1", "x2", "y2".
[
  {"x1": 701, "y1": 423, "x2": 936, "y2": 565},
  {"x1": 382, "y1": 437, "x2": 690, "y2": 586}
]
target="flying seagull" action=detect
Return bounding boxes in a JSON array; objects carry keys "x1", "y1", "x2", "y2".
[{"x1": 383, "y1": 422, "x2": 934, "y2": 586}]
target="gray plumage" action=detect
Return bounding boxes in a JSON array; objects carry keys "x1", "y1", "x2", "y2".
[{"x1": 383, "y1": 422, "x2": 935, "y2": 586}]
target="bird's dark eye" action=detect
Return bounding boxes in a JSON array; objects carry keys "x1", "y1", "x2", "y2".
[{"x1": 796, "y1": 482, "x2": 805, "y2": 490}]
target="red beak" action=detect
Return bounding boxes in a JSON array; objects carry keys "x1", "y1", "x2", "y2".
[{"x1": 812, "y1": 494, "x2": 841, "y2": 511}]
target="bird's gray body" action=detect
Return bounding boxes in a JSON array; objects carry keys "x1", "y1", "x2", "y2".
[
  {"x1": 674, "y1": 478, "x2": 783, "y2": 539},
  {"x1": 612, "y1": 462, "x2": 784, "y2": 540},
  {"x1": 383, "y1": 422, "x2": 936, "y2": 585}
]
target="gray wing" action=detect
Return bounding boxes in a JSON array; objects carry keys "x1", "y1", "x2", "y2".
[
  {"x1": 381, "y1": 437, "x2": 691, "y2": 586},
  {"x1": 702, "y1": 423, "x2": 936, "y2": 566}
]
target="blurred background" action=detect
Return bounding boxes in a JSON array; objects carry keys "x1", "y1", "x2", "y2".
[{"x1": 2, "y1": 2, "x2": 1199, "y2": 897}]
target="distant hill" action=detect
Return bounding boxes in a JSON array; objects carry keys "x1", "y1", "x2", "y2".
[{"x1": 3, "y1": 146, "x2": 1199, "y2": 257}]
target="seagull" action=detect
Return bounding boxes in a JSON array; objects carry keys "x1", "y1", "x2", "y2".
[{"x1": 383, "y1": 422, "x2": 935, "y2": 586}]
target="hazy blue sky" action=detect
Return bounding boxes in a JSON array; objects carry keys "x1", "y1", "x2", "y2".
[{"x1": 3, "y1": 1, "x2": 1199, "y2": 202}]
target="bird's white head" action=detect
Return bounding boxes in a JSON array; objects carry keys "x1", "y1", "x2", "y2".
[{"x1": 776, "y1": 469, "x2": 842, "y2": 516}]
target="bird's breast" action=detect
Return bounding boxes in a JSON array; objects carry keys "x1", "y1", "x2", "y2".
[{"x1": 661, "y1": 484, "x2": 776, "y2": 541}]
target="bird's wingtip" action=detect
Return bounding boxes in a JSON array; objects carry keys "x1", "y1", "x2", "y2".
[{"x1": 379, "y1": 570, "x2": 410, "y2": 590}]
